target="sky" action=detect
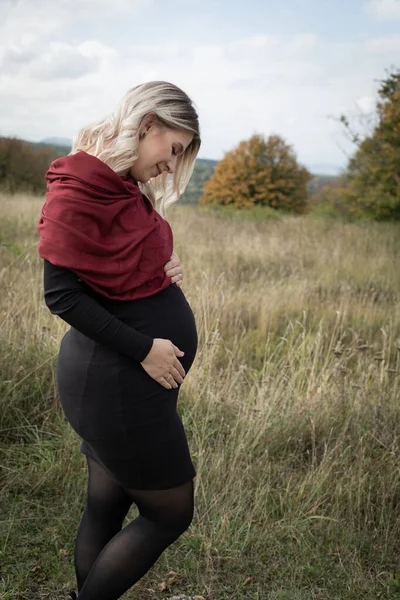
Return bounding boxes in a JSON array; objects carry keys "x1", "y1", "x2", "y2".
[{"x1": 1, "y1": 0, "x2": 399, "y2": 175}]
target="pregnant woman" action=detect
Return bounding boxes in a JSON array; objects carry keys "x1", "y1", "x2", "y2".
[{"x1": 36, "y1": 81, "x2": 201, "y2": 600}]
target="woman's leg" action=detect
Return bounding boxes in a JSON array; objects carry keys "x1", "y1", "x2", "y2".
[
  {"x1": 74, "y1": 456, "x2": 133, "y2": 592},
  {"x1": 76, "y1": 475, "x2": 194, "y2": 600}
]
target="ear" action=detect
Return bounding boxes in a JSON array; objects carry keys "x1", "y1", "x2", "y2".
[{"x1": 139, "y1": 112, "x2": 159, "y2": 136}]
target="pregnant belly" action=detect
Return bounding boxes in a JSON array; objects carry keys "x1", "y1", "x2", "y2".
[
  {"x1": 65, "y1": 282, "x2": 198, "y2": 371},
  {"x1": 118, "y1": 283, "x2": 198, "y2": 368},
  {"x1": 56, "y1": 283, "x2": 198, "y2": 440}
]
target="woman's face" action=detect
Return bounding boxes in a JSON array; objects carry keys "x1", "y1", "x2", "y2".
[{"x1": 129, "y1": 124, "x2": 193, "y2": 183}]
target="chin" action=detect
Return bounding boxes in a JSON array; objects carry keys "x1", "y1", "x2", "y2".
[
  {"x1": 134, "y1": 174, "x2": 149, "y2": 184},
  {"x1": 146, "y1": 174, "x2": 159, "y2": 183}
]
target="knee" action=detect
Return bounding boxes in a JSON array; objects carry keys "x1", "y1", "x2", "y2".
[
  {"x1": 86, "y1": 497, "x2": 130, "y2": 529},
  {"x1": 163, "y1": 512, "x2": 193, "y2": 543},
  {"x1": 152, "y1": 502, "x2": 194, "y2": 539},
  {"x1": 175, "y1": 503, "x2": 194, "y2": 535}
]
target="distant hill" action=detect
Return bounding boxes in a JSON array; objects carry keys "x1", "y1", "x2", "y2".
[
  {"x1": 180, "y1": 159, "x2": 217, "y2": 204},
  {"x1": 307, "y1": 163, "x2": 343, "y2": 177},
  {"x1": 31, "y1": 140, "x2": 72, "y2": 157},
  {"x1": 41, "y1": 136, "x2": 73, "y2": 147},
  {"x1": 308, "y1": 174, "x2": 340, "y2": 196}
]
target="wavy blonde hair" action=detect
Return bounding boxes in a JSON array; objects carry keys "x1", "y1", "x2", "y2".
[{"x1": 71, "y1": 81, "x2": 201, "y2": 216}]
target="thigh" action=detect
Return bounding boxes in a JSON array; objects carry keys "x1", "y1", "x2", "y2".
[
  {"x1": 123, "y1": 479, "x2": 195, "y2": 527},
  {"x1": 86, "y1": 457, "x2": 133, "y2": 522}
]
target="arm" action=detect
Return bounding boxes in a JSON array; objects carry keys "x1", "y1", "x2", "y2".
[{"x1": 43, "y1": 259, "x2": 154, "y2": 362}]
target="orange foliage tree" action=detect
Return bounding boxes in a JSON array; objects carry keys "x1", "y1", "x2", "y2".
[{"x1": 200, "y1": 134, "x2": 311, "y2": 213}]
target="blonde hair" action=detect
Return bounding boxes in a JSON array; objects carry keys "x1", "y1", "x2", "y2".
[{"x1": 71, "y1": 81, "x2": 201, "y2": 216}]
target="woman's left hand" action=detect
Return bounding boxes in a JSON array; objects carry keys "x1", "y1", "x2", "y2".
[{"x1": 164, "y1": 250, "x2": 184, "y2": 287}]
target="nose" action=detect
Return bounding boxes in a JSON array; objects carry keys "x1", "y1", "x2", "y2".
[{"x1": 165, "y1": 155, "x2": 177, "y2": 175}]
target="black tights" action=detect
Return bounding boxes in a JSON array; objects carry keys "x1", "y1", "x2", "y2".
[{"x1": 74, "y1": 456, "x2": 194, "y2": 600}]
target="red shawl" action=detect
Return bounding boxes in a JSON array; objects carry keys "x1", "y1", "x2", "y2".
[{"x1": 37, "y1": 151, "x2": 174, "y2": 300}]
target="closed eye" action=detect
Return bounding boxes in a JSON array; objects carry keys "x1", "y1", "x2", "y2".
[{"x1": 172, "y1": 143, "x2": 185, "y2": 156}]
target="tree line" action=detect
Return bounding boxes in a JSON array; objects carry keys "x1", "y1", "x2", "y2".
[{"x1": 0, "y1": 138, "x2": 61, "y2": 194}]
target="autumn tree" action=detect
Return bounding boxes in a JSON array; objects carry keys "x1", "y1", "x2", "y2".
[
  {"x1": 338, "y1": 68, "x2": 400, "y2": 220},
  {"x1": 200, "y1": 134, "x2": 311, "y2": 213},
  {"x1": 0, "y1": 137, "x2": 55, "y2": 194}
]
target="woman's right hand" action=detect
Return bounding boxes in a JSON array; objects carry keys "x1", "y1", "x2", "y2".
[{"x1": 140, "y1": 338, "x2": 186, "y2": 389}]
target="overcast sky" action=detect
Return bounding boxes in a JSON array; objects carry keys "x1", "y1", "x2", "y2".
[{"x1": 1, "y1": 0, "x2": 399, "y2": 174}]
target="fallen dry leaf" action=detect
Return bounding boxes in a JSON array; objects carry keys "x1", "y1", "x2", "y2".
[
  {"x1": 243, "y1": 576, "x2": 255, "y2": 585},
  {"x1": 249, "y1": 519, "x2": 263, "y2": 525},
  {"x1": 158, "y1": 574, "x2": 183, "y2": 591},
  {"x1": 31, "y1": 565, "x2": 41, "y2": 572}
]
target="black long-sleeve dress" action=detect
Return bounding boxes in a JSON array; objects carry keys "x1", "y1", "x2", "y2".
[{"x1": 43, "y1": 258, "x2": 198, "y2": 490}]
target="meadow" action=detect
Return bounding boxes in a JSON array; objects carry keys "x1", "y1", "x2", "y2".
[{"x1": 1, "y1": 193, "x2": 400, "y2": 600}]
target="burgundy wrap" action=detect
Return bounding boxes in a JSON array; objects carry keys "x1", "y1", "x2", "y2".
[{"x1": 36, "y1": 151, "x2": 174, "y2": 300}]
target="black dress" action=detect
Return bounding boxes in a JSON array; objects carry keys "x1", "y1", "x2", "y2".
[{"x1": 43, "y1": 259, "x2": 198, "y2": 490}]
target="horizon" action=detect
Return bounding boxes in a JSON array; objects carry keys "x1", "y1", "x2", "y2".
[{"x1": 37, "y1": 136, "x2": 343, "y2": 176}]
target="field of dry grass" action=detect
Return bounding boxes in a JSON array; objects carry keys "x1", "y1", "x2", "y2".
[{"x1": 1, "y1": 193, "x2": 400, "y2": 599}]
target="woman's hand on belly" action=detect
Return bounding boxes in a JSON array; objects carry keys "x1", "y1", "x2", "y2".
[
  {"x1": 140, "y1": 338, "x2": 186, "y2": 389},
  {"x1": 164, "y1": 250, "x2": 183, "y2": 286}
]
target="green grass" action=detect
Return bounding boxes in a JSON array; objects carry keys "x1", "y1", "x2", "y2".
[{"x1": 1, "y1": 195, "x2": 400, "y2": 599}]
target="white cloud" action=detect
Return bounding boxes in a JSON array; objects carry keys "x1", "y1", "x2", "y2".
[
  {"x1": 365, "y1": 0, "x2": 400, "y2": 20},
  {"x1": 364, "y1": 35, "x2": 400, "y2": 53},
  {"x1": 29, "y1": 44, "x2": 101, "y2": 81},
  {"x1": 356, "y1": 95, "x2": 377, "y2": 113},
  {"x1": 0, "y1": 2, "x2": 398, "y2": 171},
  {"x1": 63, "y1": 0, "x2": 148, "y2": 9},
  {"x1": 1, "y1": 38, "x2": 116, "y2": 80},
  {"x1": 0, "y1": 0, "x2": 152, "y2": 48}
]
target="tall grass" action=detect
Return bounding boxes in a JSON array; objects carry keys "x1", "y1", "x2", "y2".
[{"x1": 1, "y1": 194, "x2": 400, "y2": 599}]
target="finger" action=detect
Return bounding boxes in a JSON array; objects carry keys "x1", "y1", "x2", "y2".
[
  {"x1": 172, "y1": 343, "x2": 184, "y2": 357},
  {"x1": 169, "y1": 366, "x2": 184, "y2": 384},
  {"x1": 172, "y1": 274, "x2": 183, "y2": 283},
  {"x1": 159, "y1": 376, "x2": 172, "y2": 389},
  {"x1": 164, "y1": 261, "x2": 175, "y2": 272},
  {"x1": 164, "y1": 255, "x2": 179, "y2": 269},
  {"x1": 173, "y1": 359, "x2": 186, "y2": 379},
  {"x1": 163, "y1": 373, "x2": 178, "y2": 388},
  {"x1": 165, "y1": 266, "x2": 182, "y2": 277}
]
